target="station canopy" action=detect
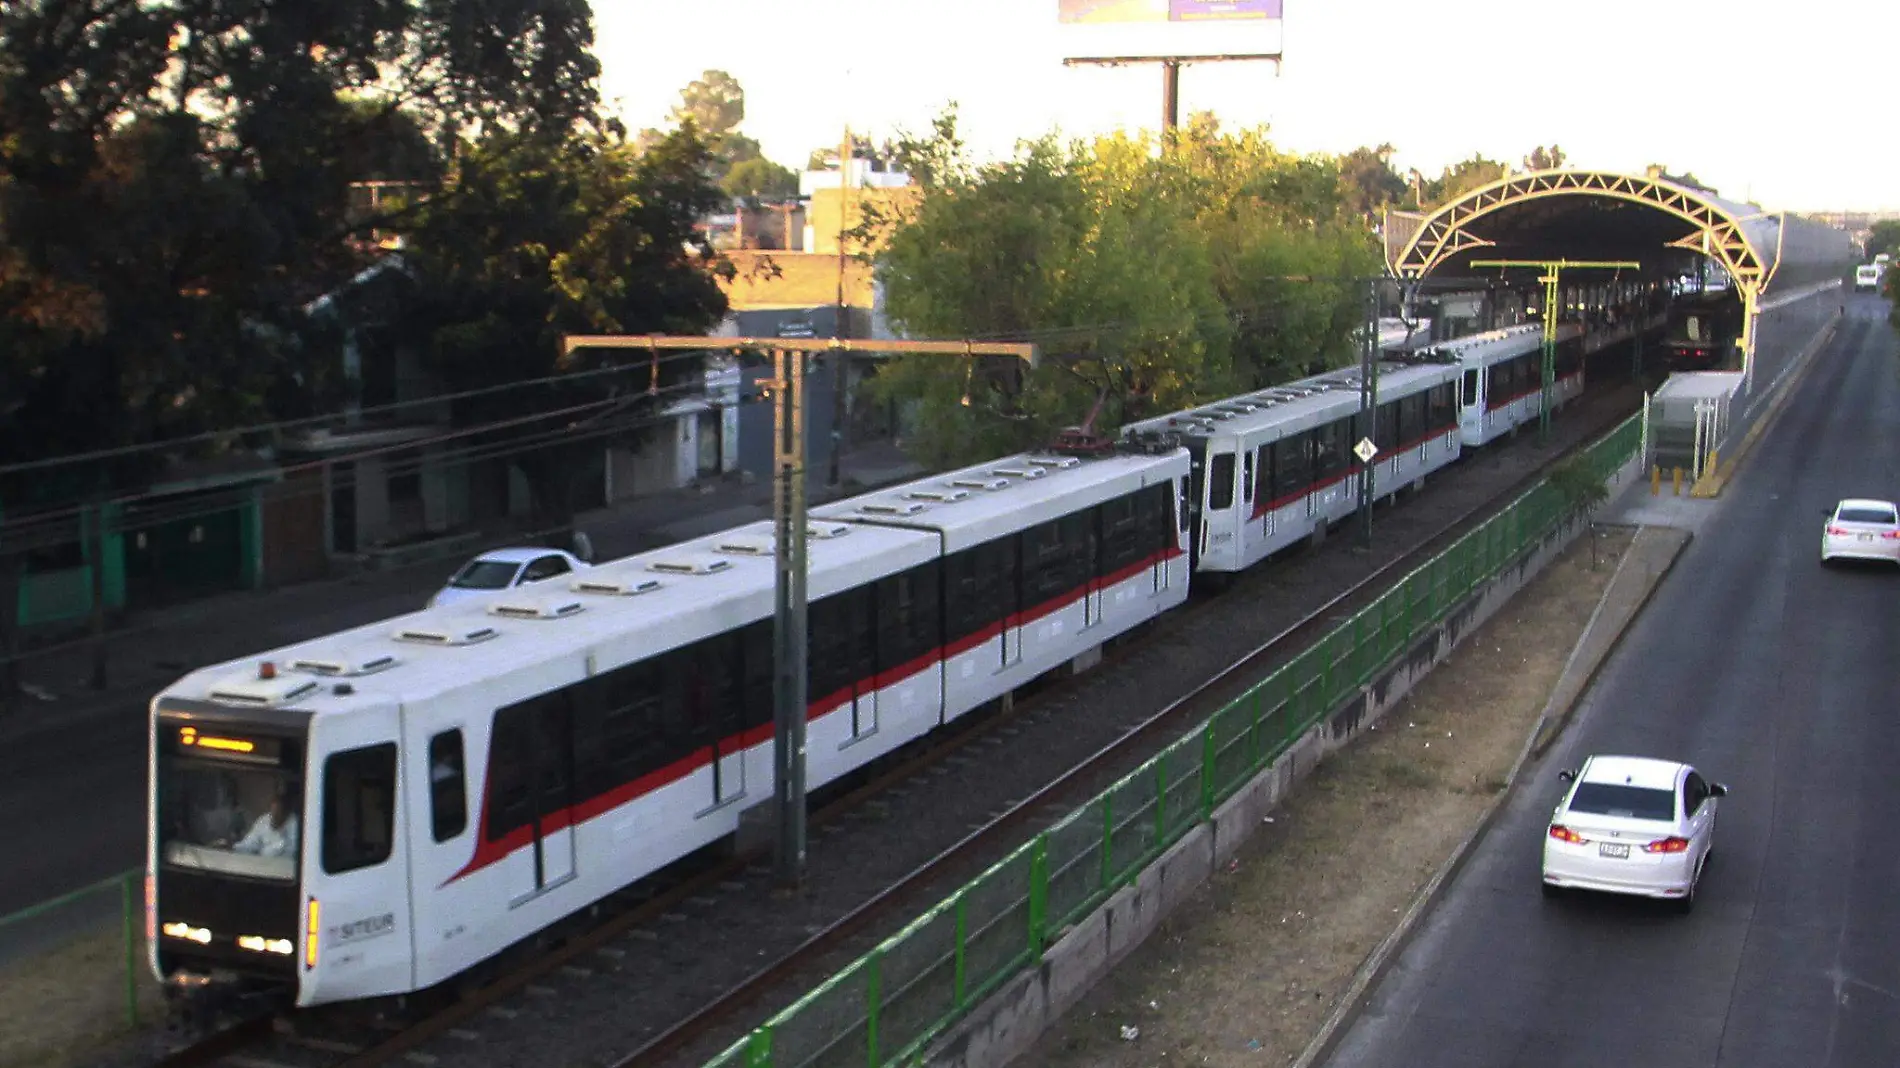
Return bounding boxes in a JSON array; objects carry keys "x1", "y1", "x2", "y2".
[{"x1": 1384, "y1": 170, "x2": 1853, "y2": 303}]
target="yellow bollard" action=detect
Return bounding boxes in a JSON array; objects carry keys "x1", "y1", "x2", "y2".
[
  {"x1": 1651, "y1": 465, "x2": 1661, "y2": 496},
  {"x1": 1672, "y1": 467, "x2": 1683, "y2": 496}
]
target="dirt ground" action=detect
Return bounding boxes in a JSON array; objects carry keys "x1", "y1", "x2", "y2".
[
  {"x1": 0, "y1": 921, "x2": 166, "y2": 1068},
  {"x1": 1026, "y1": 525, "x2": 1637, "y2": 1068}
]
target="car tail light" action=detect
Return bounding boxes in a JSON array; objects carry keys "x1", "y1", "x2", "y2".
[
  {"x1": 1548, "y1": 825, "x2": 1586, "y2": 844},
  {"x1": 1643, "y1": 836, "x2": 1691, "y2": 854},
  {"x1": 1827, "y1": 526, "x2": 1850, "y2": 536},
  {"x1": 1883, "y1": 531, "x2": 1900, "y2": 540}
]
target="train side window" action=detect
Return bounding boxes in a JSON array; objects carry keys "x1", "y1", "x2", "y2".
[
  {"x1": 427, "y1": 730, "x2": 467, "y2": 842},
  {"x1": 877, "y1": 560, "x2": 942, "y2": 674},
  {"x1": 1206, "y1": 453, "x2": 1236, "y2": 510},
  {"x1": 1254, "y1": 445, "x2": 1271, "y2": 503},
  {"x1": 1462, "y1": 368, "x2": 1479, "y2": 406},
  {"x1": 322, "y1": 742, "x2": 397, "y2": 874},
  {"x1": 1241, "y1": 451, "x2": 1254, "y2": 504},
  {"x1": 1312, "y1": 423, "x2": 1344, "y2": 482},
  {"x1": 1377, "y1": 402, "x2": 1399, "y2": 450},
  {"x1": 1097, "y1": 492, "x2": 1145, "y2": 576},
  {"x1": 1140, "y1": 482, "x2": 1173, "y2": 553},
  {"x1": 1175, "y1": 477, "x2": 1189, "y2": 532},
  {"x1": 486, "y1": 706, "x2": 533, "y2": 843},
  {"x1": 1271, "y1": 431, "x2": 1312, "y2": 500}
]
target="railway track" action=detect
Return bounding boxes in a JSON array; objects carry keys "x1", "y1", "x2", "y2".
[{"x1": 125, "y1": 376, "x2": 1643, "y2": 1068}]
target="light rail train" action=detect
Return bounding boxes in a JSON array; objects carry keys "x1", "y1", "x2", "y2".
[{"x1": 146, "y1": 288, "x2": 1653, "y2": 1016}]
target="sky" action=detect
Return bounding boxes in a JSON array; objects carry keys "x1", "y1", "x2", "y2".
[{"x1": 594, "y1": 0, "x2": 1895, "y2": 213}]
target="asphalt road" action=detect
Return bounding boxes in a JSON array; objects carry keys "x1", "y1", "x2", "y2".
[{"x1": 1321, "y1": 294, "x2": 1900, "y2": 1068}]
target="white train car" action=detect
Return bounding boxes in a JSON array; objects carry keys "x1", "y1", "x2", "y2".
[
  {"x1": 1429, "y1": 321, "x2": 1586, "y2": 448},
  {"x1": 1117, "y1": 358, "x2": 1462, "y2": 575},
  {"x1": 147, "y1": 444, "x2": 1189, "y2": 1009}
]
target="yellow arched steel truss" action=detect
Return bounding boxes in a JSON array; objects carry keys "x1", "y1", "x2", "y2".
[{"x1": 1389, "y1": 170, "x2": 1774, "y2": 302}]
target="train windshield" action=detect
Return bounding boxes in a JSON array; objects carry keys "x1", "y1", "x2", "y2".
[{"x1": 157, "y1": 724, "x2": 304, "y2": 882}]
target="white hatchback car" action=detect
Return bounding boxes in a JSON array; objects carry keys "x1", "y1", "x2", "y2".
[
  {"x1": 1540, "y1": 754, "x2": 1726, "y2": 912},
  {"x1": 429, "y1": 547, "x2": 591, "y2": 609},
  {"x1": 1821, "y1": 498, "x2": 1900, "y2": 566}
]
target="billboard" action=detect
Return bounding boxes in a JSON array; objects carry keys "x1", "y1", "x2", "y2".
[
  {"x1": 1059, "y1": 0, "x2": 1282, "y2": 22},
  {"x1": 1059, "y1": 0, "x2": 1283, "y2": 58}
]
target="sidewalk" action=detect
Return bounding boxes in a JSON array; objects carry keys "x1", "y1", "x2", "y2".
[{"x1": 0, "y1": 441, "x2": 925, "y2": 745}]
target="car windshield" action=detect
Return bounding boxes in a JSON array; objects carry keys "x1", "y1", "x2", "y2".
[
  {"x1": 159, "y1": 760, "x2": 302, "y2": 881},
  {"x1": 1567, "y1": 783, "x2": 1675, "y2": 821},
  {"x1": 450, "y1": 559, "x2": 520, "y2": 590},
  {"x1": 1836, "y1": 506, "x2": 1896, "y2": 525}
]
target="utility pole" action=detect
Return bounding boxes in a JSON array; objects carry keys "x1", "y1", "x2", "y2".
[
  {"x1": 1356, "y1": 278, "x2": 1381, "y2": 549},
  {"x1": 562, "y1": 334, "x2": 1037, "y2": 887},
  {"x1": 830, "y1": 126, "x2": 852, "y2": 487},
  {"x1": 1471, "y1": 259, "x2": 1641, "y2": 443}
]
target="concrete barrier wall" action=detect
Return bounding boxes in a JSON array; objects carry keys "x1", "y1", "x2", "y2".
[
  {"x1": 1746, "y1": 282, "x2": 1840, "y2": 415},
  {"x1": 922, "y1": 448, "x2": 1647, "y2": 1068}
]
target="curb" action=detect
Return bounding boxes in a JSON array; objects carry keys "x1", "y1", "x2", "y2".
[
  {"x1": 1527, "y1": 526, "x2": 1692, "y2": 759},
  {"x1": 1690, "y1": 317, "x2": 1839, "y2": 498},
  {"x1": 1289, "y1": 523, "x2": 1688, "y2": 1068}
]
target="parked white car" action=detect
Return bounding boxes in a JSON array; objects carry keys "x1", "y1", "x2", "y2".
[
  {"x1": 429, "y1": 547, "x2": 591, "y2": 609},
  {"x1": 1820, "y1": 498, "x2": 1900, "y2": 566},
  {"x1": 1541, "y1": 754, "x2": 1726, "y2": 912}
]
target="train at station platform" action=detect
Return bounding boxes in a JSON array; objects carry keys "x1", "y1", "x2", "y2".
[{"x1": 145, "y1": 283, "x2": 1664, "y2": 1016}]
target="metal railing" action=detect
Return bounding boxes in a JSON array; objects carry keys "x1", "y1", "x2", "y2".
[
  {"x1": 0, "y1": 867, "x2": 146, "y2": 1067},
  {"x1": 701, "y1": 412, "x2": 1642, "y2": 1068}
]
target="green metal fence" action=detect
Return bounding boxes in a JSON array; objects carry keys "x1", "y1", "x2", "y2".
[
  {"x1": 0, "y1": 867, "x2": 148, "y2": 1067},
  {"x1": 702, "y1": 412, "x2": 1643, "y2": 1068}
]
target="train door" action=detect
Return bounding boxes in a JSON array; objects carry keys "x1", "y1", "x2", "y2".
[
  {"x1": 490, "y1": 693, "x2": 576, "y2": 905},
  {"x1": 306, "y1": 705, "x2": 411, "y2": 1000},
  {"x1": 1459, "y1": 364, "x2": 1483, "y2": 441}
]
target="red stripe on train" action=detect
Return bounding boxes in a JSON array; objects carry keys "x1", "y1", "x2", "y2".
[{"x1": 443, "y1": 544, "x2": 1186, "y2": 886}]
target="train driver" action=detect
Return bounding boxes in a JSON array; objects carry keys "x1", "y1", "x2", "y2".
[{"x1": 232, "y1": 792, "x2": 300, "y2": 858}]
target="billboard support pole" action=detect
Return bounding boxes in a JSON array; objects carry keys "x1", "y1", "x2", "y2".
[{"x1": 1162, "y1": 60, "x2": 1181, "y2": 132}]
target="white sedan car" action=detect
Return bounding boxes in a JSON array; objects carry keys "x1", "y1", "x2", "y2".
[
  {"x1": 1540, "y1": 754, "x2": 1726, "y2": 912},
  {"x1": 429, "y1": 547, "x2": 591, "y2": 609},
  {"x1": 1820, "y1": 498, "x2": 1900, "y2": 566}
]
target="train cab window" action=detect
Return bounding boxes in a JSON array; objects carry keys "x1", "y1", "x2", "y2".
[
  {"x1": 428, "y1": 730, "x2": 467, "y2": 842},
  {"x1": 1462, "y1": 368, "x2": 1479, "y2": 407},
  {"x1": 322, "y1": 743, "x2": 397, "y2": 874},
  {"x1": 1206, "y1": 453, "x2": 1236, "y2": 510}
]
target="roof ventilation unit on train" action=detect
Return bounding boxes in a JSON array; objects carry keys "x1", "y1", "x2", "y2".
[
  {"x1": 392, "y1": 620, "x2": 500, "y2": 646},
  {"x1": 905, "y1": 488, "x2": 969, "y2": 504},
  {"x1": 207, "y1": 667, "x2": 322, "y2": 708},
  {"x1": 714, "y1": 534, "x2": 776, "y2": 556},
  {"x1": 988, "y1": 464, "x2": 1047, "y2": 479},
  {"x1": 1028, "y1": 455, "x2": 1082, "y2": 470},
  {"x1": 288, "y1": 649, "x2": 399, "y2": 677},
  {"x1": 646, "y1": 552, "x2": 733, "y2": 576},
  {"x1": 808, "y1": 522, "x2": 852, "y2": 539},
  {"x1": 861, "y1": 500, "x2": 927, "y2": 516},
  {"x1": 572, "y1": 573, "x2": 663, "y2": 597},
  {"x1": 488, "y1": 593, "x2": 586, "y2": 620},
  {"x1": 951, "y1": 475, "x2": 1011, "y2": 491}
]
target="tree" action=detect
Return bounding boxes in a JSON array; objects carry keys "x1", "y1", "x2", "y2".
[
  {"x1": 1337, "y1": 143, "x2": 1409, "y2": 222},
  {"x1": 867, "y1": 110, "x2": 1377, "y2": 467},
  {"x1": 0, "y1": 0, "x2": 603, "y2": 492},
  {"x1": 1524, "y1": 144, "x2": 1567, "y2": 171},
  {"x1": 1417, "y1": 154, "x2": 1510, "y2": 209},
  {"x1": 641, "y1": 69, "x2": 783, "y2": 182},
  {"x1": 723, "y1": 157, "x2": 799, "y2": 203},
  {"x1": 1864, "y1": 220, "x2": 1900, "y2": 262},
  {"x1": 807, "y1": 133, "x2": 878, "y2": 172},
  {"x1": 370, "y1": 124, "x2": 733, "y2": 530},
  {"x1": 1644, "y1": 164, "x2": 1708, "y2": 190}
]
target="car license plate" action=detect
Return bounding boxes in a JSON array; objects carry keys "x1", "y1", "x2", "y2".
[
  {"x1": 1860, "y1": 534, "x2": 1873, "y2": 542},
  {"x1": 1599, "y1": 842, "x2": 1630, "y2": 858}
]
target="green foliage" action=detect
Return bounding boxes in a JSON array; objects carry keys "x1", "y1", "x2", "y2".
[
  {"x1": 1548, "y1": 455, "x2": 1610, "y2": 515},
  {"x1": 645, "y1": 69, "x2": 789, "y2": 184},
  {"x1": 867, "y1": 109, "x2": 1378, "y2": 468},
  {"x1": 723, "y1": 157, "x2": 799, "y2": 203},
  {"x1": 369, "y1": 124, "x2": 732, "y2": 523},
  {"x1": 1416, "y1": 154, "x2": 1511, "y2": 210},
  {"x1": 0, "y1": 0, "x2": 602, "y2": 491},
  {"x1": 1864, "y1": 220, "x2": 1900, "y2": 263},
  {"x1": 1524, "y1": 145, "x2": 1568, "y2": 171},
  {"x1": 1337, "y1": 143, "x2": 1410, "y2": 221}
]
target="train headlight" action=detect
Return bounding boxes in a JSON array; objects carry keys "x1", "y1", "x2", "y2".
[
  {"x1": 161, "y1": 921, "x2": 211, "y2": 944},
  {"x1": 238, "y1": 935, "x2": 295, "y2": 955}
]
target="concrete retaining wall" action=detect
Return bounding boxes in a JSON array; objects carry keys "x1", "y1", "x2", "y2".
[{"x1": 921, "y1": 448, "x2": 1646, "y2": 1068}]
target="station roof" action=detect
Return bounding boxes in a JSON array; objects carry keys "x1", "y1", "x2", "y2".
[{"x1": 1385, "y1": 170, "x2": 1855, "y2": 303}]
